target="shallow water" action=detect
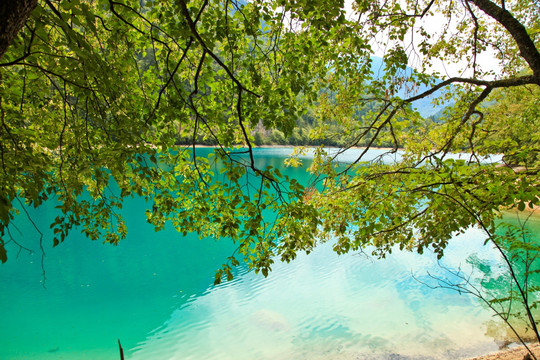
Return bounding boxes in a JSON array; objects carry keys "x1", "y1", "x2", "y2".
[
  {"x1": 128, "y1": 228, "x2": 515, "y2": 360},
  {"x1": 0, "y1": 148, "x2": 536, "y2": 359}
]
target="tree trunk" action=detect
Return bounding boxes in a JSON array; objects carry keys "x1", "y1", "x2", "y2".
[
  {"x1": 0, "y1": 0, "x2": 38, "y2": 61},
  {"x1": 470, "y1": 0, "x2": 540, "y2": 80}
]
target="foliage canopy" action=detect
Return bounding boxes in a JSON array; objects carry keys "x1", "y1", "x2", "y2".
[{"x1": 0, "y1": 0, "x2": 539, "y2": 287}]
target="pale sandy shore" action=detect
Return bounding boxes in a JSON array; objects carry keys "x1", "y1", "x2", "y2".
[{"x1": 468, "y1": 344, "x2": 540, "y2": 360}]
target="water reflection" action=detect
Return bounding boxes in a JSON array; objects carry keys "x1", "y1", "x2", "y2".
[
  {"x1": 130, "y1": 228, "x2": 505, "y2": 360},
  {"x1": 0, "y1": 148, "x2": 530, "y2": 359}
]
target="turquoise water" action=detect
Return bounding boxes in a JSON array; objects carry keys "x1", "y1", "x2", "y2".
[{"x1": 0, "y1": 148, "x2": 535, "y2": 359}]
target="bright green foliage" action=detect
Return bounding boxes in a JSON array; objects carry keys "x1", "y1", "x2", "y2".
[
  {"x1": 477, "y1": 85, "x2": 540, "y2": 169},
  {"x1": 0, "y1": 0, "x2": 539, "y2": 292},
  {"x1": 0, "y1": 0, "x2": 323, "y2": 275}
]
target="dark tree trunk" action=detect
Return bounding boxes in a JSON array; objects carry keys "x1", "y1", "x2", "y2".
[
  {"x1": 0, "y1": 0, "x2": 38, "y2": 61},
  {"x1": 470, "y1": 0, "x2": 540, "y2": 80}
]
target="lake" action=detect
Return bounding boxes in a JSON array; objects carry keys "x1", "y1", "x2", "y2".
[{"x1": 1, "y1": 147, "x2": 537, "y2": 359}]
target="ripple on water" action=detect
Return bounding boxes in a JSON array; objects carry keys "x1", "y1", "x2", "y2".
[
  {"x1": 3, "y1": 149, "x2": 529, "y2": 360},
  {"x1": 128, "y1": 237, "x2": 505, "y2": 360}
]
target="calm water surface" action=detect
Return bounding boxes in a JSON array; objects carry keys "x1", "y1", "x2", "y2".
[{"x1": 1, "y1": 148, "x2": 537, "y2": 359}]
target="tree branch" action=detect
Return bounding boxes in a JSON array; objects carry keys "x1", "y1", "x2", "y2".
[
  {"x1": 0, "y1": 24, "x2": 35, "y2": 67},
  {"x1": 469, "y1": 0, "x2": 540, "y2": 78},
  {"x1": 177, "y1": 0, "x2": 260, "y2": 98},
  {"x1": 406, "y1": 74, "x2": 539, "y2": 104}
]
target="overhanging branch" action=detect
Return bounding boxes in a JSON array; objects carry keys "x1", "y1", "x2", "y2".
[
  {"x1": 405, "y1": 74, "x2": 539, "y2": 104},
  {"x1": 469, "y1": 0, "x2": 540, "y2": 77}
]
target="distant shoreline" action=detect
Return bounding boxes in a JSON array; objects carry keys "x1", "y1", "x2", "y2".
[
  {"x1": 468, "y1": 343, "x2": 540, "y2": 360},
  {"x1": 502, "y1": 207, "x2": 540, "y2": 219},
  {"x1": 186, "y1": 144, "x2": 400, "y2": 151}
]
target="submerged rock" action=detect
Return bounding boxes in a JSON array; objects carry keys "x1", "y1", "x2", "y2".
[{"x1": 250, "y1": 309, "x2": 290, "y2": 332}]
